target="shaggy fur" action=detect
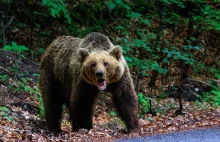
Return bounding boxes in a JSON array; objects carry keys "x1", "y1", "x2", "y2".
[{"x1": 39, "y1": 32, "x2": 139, "y2": 133}]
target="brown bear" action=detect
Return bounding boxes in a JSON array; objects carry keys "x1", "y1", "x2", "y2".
[{"x1": 39, "y1": 32, "x2": 139, "y2": 133}]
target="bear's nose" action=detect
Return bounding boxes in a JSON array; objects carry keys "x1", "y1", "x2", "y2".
[{"x1": 96, "y1": 71, "x2": 103, "y2": 79}]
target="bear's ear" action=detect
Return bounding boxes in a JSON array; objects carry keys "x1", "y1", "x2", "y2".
[
  {"x1": 77, "y1": 48, "x2": 89, "y2": 62},
  {"x1": 110, "y1": 46, "x2": 122, "y2": 60}
]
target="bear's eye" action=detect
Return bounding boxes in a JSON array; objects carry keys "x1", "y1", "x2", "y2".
[
  {"x1": 90, "y1": 62, "x2": 96, "y2": 68},
  {"x1": 104, "y1": 62, "x2": 109, "y2": 67}
]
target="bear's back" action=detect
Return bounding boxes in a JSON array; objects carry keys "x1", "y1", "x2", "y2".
[
  {"x1": 79, "y1": 32, "x2": 114, "y2": 52},
  {"x1": 41, "y1": 36, "x2": 82, "y2": 89},
  {"x1": 47, "y1": 36, "x2": 82, "y2": 58}
]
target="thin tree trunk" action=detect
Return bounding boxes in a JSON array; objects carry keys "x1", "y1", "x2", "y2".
[
  {"x1": 148, "y1": 2, "x2": 166, "y2": 89},
  {"x1": 135, "y1": 72, "x2": 143, "y2": 95}
]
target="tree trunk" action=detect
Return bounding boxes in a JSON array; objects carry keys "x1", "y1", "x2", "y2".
[{"x1": 148, "y1": 2, "x2": 166, "y2": 89}]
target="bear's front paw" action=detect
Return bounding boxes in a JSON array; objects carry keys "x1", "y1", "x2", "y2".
[
  {"x1": 120, "y1": 127, "x2": 139, "y2": 134},
  {"x1": 47, "y1": 127, "x2": 62, "y2": 133},
  {"x1": 128, "y1": 127, "x2": 139, "y2": 133}
]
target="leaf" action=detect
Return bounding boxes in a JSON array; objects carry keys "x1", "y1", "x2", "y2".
[
  {"x1": 11, "y1": 41, "x2": 17, "y2": 48},
  {"x1": 3, "y1": 45, "x2": 12, "y2": 51},
  {"x1": 127, "y1": 12, "x2": 141, "y2": 19},
  {"x1": 110, "y1": 111, "x2": 117, "y2": 116},
  {"x1": 1, "y1": 113, "x2": 14, "y2": 122},
  {"x1": 105, "y1": 1, "x2": 116, "y2": 10},
  {"x1": 124, "y1": 56, "x2": 132, "y2": 62},
  {"x1": 20, "y1": 45, "x2": 29, "y2": 51},
  {"x1": 167, "y1": 52, "x2": 171, "y2": 58},
  {"x1": 0, "y1": 107, "x2": 10, "y2": 112},
  {"x1": 32, "y1": 73, "x2": 40, "y2": 77},
  {"x1": 115, "y1": 0, "x2": 124, "y2": 5},
  {"x1": 147, "y1": 117, "x2": 155, "y2": 122},
  {"x1": 140, "y1": 19, "x2": 151, "y2": 26},
  {"x1": 51, "y1": 8, "x2": 58, "y2": 17},
  {"x1": 214, "y1": 73, "x2": 220, "y2": 79},
  {"x1": 162, "y1": 0, "x2": 171, "y2": 5},
  {"x1": 115, "y1": 25, "x2": 125, "y2": 30},
  {"x1": 42, "y1": 0, "x2": 47, "y2": 5}
]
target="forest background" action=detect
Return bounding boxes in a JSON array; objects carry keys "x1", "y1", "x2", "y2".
[{"x1": 0, "y1": 0, "x2": 219, "y2": 141}]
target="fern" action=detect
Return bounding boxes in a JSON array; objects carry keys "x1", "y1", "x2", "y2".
[
  {"x1": 42, "y1": 0, "x2": 72, "y2": 24},
  {"x1": 3, "y1": 42, "x2": 29, "y2": 56}
]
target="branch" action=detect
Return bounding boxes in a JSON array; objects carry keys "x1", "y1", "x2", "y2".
[
  {"x1": 186, "y1": 78, "x2": 213, "y2": 87},
  {"x1": 0, "y1": 16, "x2": 14, "y2": 35},
  {"x1": 135, "y1": 73, "x2": 143, "y2": 94}
]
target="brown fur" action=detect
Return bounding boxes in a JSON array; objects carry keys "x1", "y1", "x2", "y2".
[{"x1": 39, "y1": 32, "x2": 139, "y2": 133}]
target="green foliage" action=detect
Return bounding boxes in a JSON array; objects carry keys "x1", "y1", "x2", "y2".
[
  {"x1": 156, "y1": 108, "x2": 165, "y2": 114},
  {"x1": 195, "y1": 100, "x2": 210, "y2": 110},
  {"x1": 193, "y1": 2, "x2": 220, "y2": 31},
  {"x1": 138, "y1": 93, "x2": 150, "y2": 118},
  {"x1": 105, "y1": 0, "x2": 220, "y2": 80},
  {"x1": 198, "y1": 75, "x2": 220, "y2": 106},
  {"x1": 38, "y1": 48, "x2": 46, "y2": 53},
  {"x1": 110, "y1": 110, "x2": 117, "y2": 117},
  {"x1": 22, "y1": 80, "x2": 44, "y2": 117},
  {"x1": 211, "y1": 88, "x2": 220, "y2": 106},
  {"x1": 37, "y1": 94, "x2": 44, "y2": 117},
  {"x1": 159, "y1": 86, "x2": 167, "y2": 99},
  {"x1": 42, "y1": 0, "x2": 72, "y2": 24},
  {"x1": 6, "y1": 63, "x2": 19, "y2": 73},
  {"x1": 105, "y1": 0, "x2": 162, "y2": 75},
  {"x1": 17, "y1": 77, "x2": 44, "y2": 117},
  {"x1": 5, "y1": 0, "x2": 216, "y2": 81},
  {"x1": 11, "y1": 76, "x2": 44, "y2": 117},
  {"x1": 165, "y1": 103, "x2": 176, "y2": 109},
  {"x1": 3, "y1": 42, "x2": 29, "y2": 57},
  {"x1": 202, "y1": 87, "x2": 220, "y2": 107},
  {"x1": 0, "y1": 106, "x2": 14, "y2": 122},
  {"x1": 3, "y1": 0, "x2": 218, "y2": 80},
  {"x1": 0, "y1": 106, "x2": 10, "y2": 112},
  {"x1": 0, "y1": 73, "x2": 8, "y2": 82}
]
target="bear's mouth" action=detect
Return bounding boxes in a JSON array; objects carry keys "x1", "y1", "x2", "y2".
[{"x1": 97, "y1": 79, "x2": 106, "y2": 91}]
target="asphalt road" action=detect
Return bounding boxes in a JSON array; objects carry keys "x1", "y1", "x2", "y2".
[{"x1": 115, "y1": 127, "x2": 220, "y2": 142}]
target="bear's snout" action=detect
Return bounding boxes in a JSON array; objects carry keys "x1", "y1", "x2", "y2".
[{"x1": 96, "y1": 70, "x2": 104, "y2": 79}]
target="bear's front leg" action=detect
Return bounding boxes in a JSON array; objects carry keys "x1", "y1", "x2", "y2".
[
  {"x1": 109, "y1": 74, "x2": 139, "y2": 133},
  {"x1": 70, "y1": 81, "x2": 98, "y2": 131},
  {"x1": 39, "y1": 68, "x2": 64, "y2": 132}
]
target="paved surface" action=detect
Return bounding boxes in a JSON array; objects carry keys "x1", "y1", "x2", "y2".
[{"x1": 115, "y1": 127, "x2": 220, "y2": 142}]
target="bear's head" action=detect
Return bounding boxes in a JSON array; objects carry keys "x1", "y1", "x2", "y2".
[{"x1": 77, "y1": 46, "x2": 124, "y2": 90}]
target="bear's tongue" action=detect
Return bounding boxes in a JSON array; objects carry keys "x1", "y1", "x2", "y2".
[{"x1": 98, "y1": 79, "x2": 106, "y2": 91}]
